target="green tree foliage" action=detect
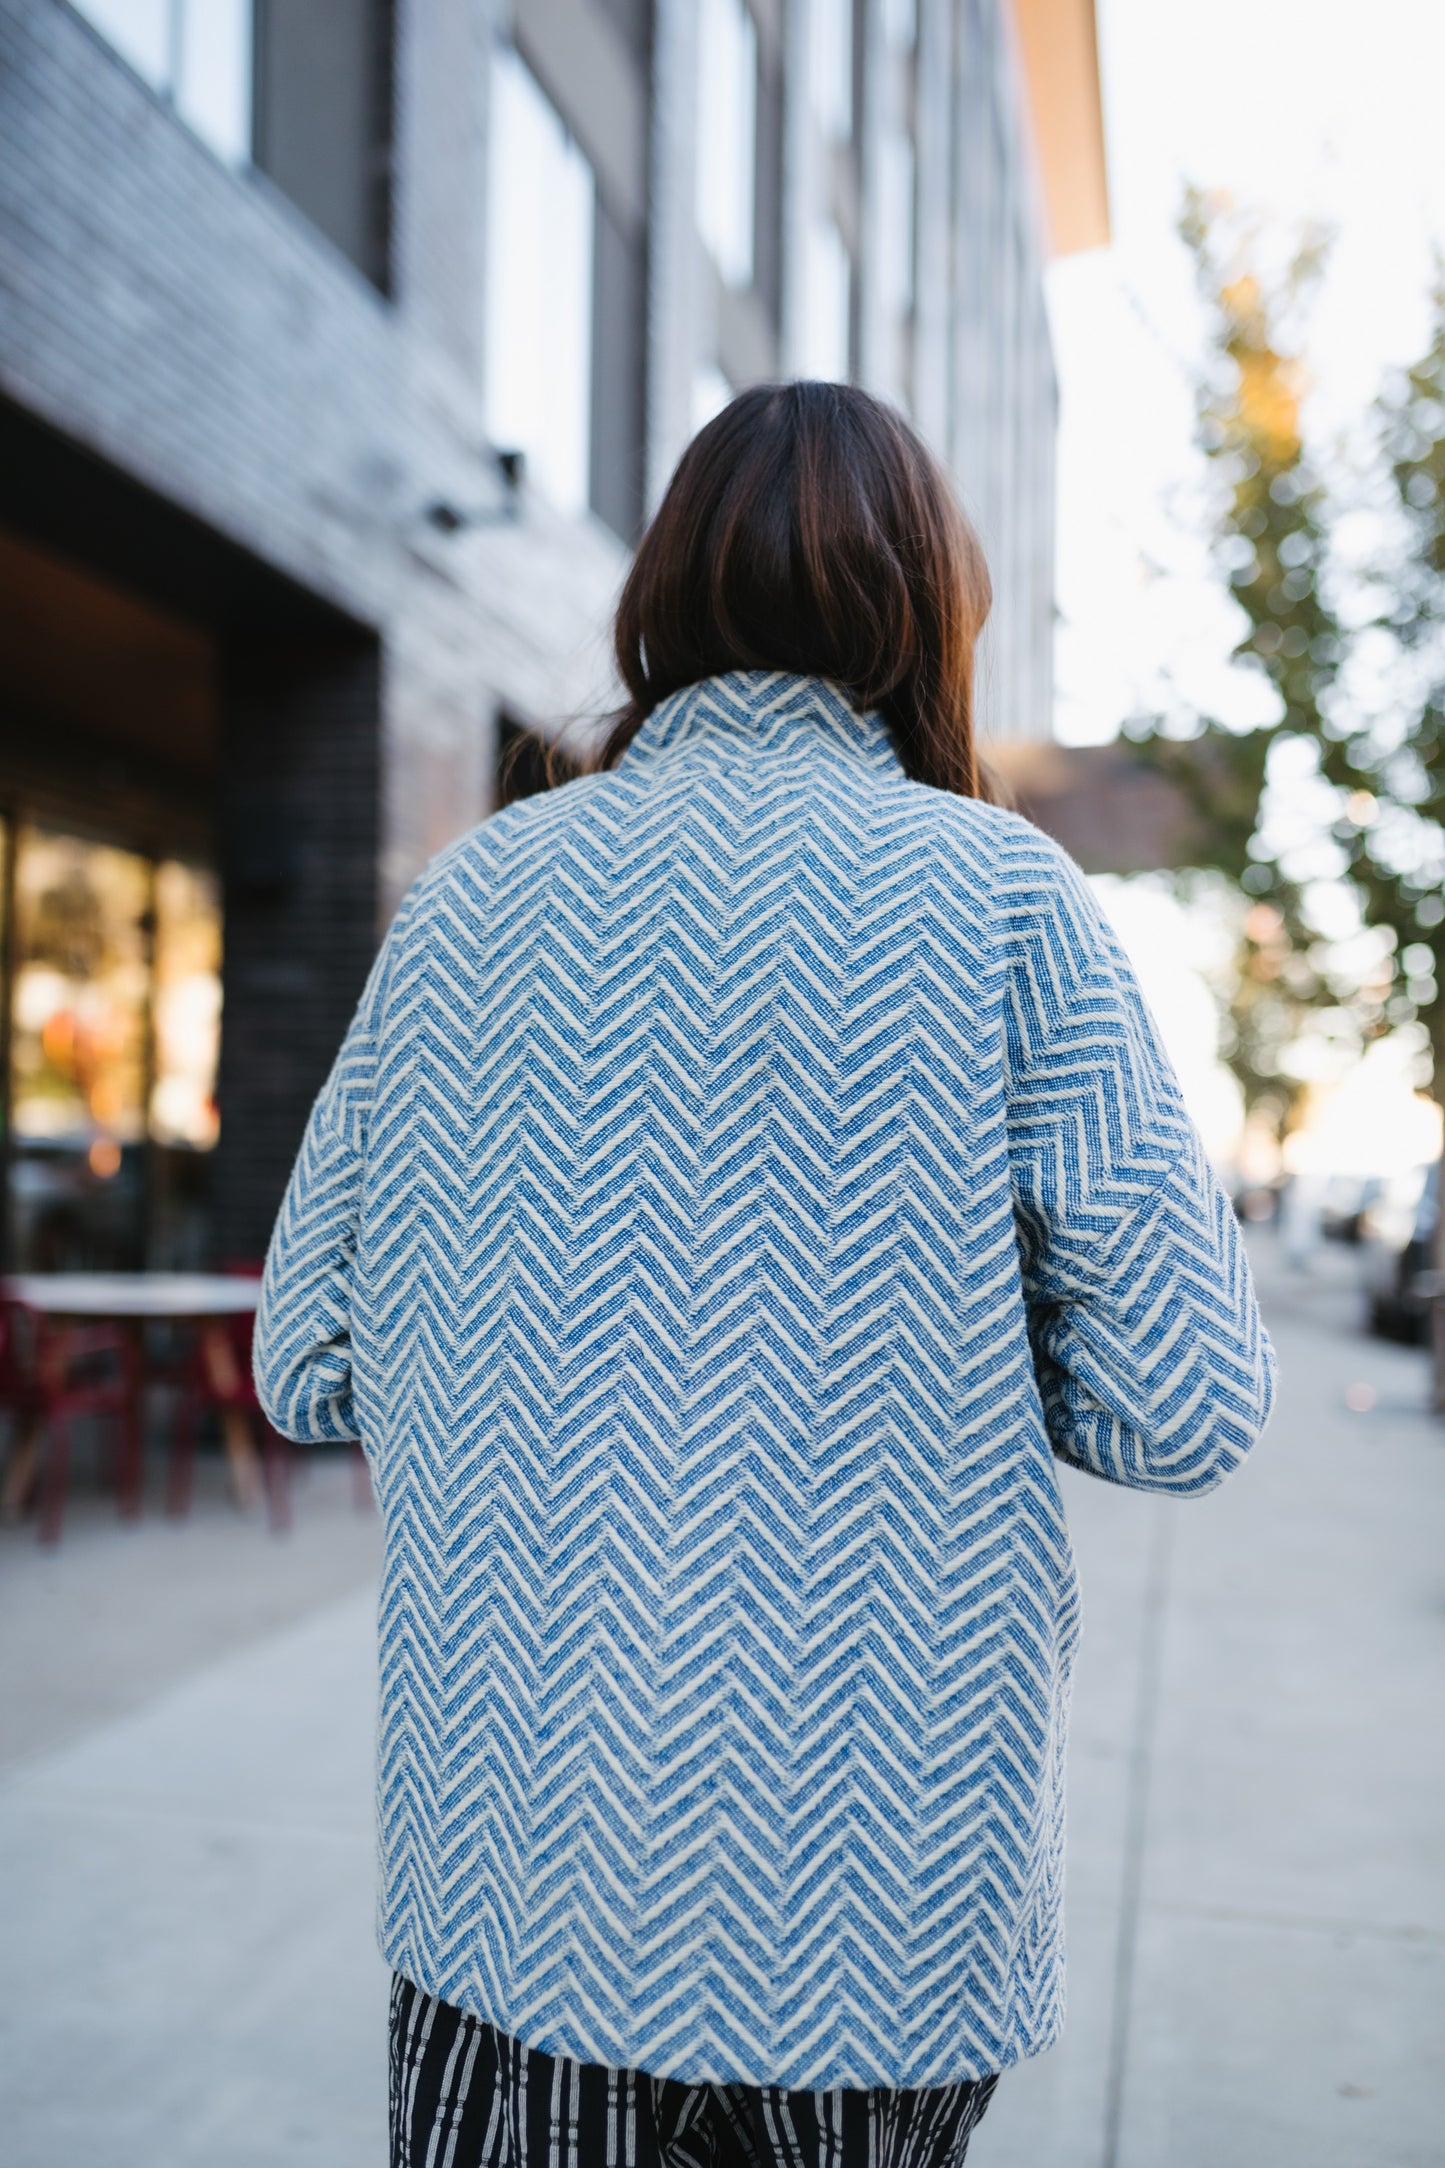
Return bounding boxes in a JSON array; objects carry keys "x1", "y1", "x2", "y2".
[
  {"x1": 1367, "y1": 311, "x2": 1445, "y2": 1072},
  {"x1": 1132, "y1": 191, "x2": 1445, "y2": 1136}
]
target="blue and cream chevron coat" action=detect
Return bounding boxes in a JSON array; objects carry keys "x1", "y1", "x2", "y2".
[{"x1": 255, "y1": 670, "x2": 1276, "y2": 2091}]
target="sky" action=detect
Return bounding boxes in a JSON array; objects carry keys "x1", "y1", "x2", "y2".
[
  {"x1": 1047, "y1": 0, "x2": 1445, "y2": 1170},
  {"x1": 1050, "y1": 0, "x2": 1445, "y2": 748}
]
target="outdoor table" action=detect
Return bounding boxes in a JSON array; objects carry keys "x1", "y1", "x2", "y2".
[{"x1": 0, "y1": 1273, "x2": 264, "y2": 1520}]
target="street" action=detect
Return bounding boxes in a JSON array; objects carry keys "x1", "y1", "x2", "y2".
[{"x1": 1, "y1": 1228, "x2": 1441, "y2": 2166}]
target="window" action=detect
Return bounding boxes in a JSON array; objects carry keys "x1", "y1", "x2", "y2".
[
  {"x1": 72, "y1": 0, "x2": 252, "y2": 165},
  {"x1": 877, "y1": 0, "x2": 916, "y2": 381},
  {"x1": 692, "y1": 364, "x2": 735, "y2": 436},
  {"x1": 10, "y1": 831, "x2": 152, "y2": 1158},
  {"x1": 151, "y1": 859, "x2": 223, "y2": 1151},
  {"x1": 485, "y1": 47, "x2": 596, "y2": 519},
  {"x1": 696, "y1": 0, "x2": 757, "y2": 290},
  {"x1": 250, "y1": 0, "x2": 397, "y2": 292},
  {"x1": 6, "y1": 826, "x2": 223, "y2": 1271},
  {"x1": 880, "y1": 123, "x2": 916, "y2": 318},
  {"x1": 809, "y1": 0, "x2": 853, "y2": 142},
  {"x1": 800, "y1": 219, "x2": 852, "y2": 381}
]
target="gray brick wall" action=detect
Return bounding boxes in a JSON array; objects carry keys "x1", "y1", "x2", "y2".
[
  {"x1": 216, "y1": 634, "x2": 384, "y2": 1259},
  {"x1": 0, "y1": 0, "x2": 628, "y2": 887}
]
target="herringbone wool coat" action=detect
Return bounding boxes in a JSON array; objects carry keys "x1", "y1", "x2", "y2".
[{"x1": 255, "y1": 669, "x2": 1277, "y2": 2091}]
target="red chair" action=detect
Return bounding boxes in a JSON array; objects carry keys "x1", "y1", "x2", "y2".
[
  {"x1": 0, "y1": 1299, "x2": 44, "y2": 1523},
  {"x1": 166, "y1": 1261, "x2": 373, "y2": 1530},
  {"x1": 167, "y1": 1295, "x2": 294, "y2": 1532},
  {"x1": 0, "y1": 1298, "x2": 143, "y2": 1545}
]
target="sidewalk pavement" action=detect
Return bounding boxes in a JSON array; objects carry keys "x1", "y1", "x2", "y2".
[
  {"x1": 981, "y1": 1231, "x2": 1444, "y2": 2168},
  {"x1": 0, "y1": 1230, "x2": 1441, "y2": 2166}
]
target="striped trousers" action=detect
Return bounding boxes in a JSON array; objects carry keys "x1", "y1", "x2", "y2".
[{"x1": 390, "y1": 1975, "x2": 1000, "y2": 2168}]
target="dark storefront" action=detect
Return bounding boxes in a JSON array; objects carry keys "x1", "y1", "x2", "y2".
[{"x1": 0, "y1": 401, "x2": 381, "y2": 1272}]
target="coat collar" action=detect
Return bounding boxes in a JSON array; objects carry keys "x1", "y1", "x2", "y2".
[{"x1": 613, "y1": 670, "x2": 905, "y2": 777}]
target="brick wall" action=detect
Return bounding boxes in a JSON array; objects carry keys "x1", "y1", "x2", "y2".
[
  {"x1": 0, "y1": 0, "x2": 628, "y2": 890},
  {"x1": 215, "y1": 634, "x2": 383, "y2": 1257}
]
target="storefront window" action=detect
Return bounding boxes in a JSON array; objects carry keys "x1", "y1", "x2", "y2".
[
  {"x1": 4, "y1": 824, "x2": 223, "y2": 1270},
  {"x1": 11, "y1": 831, "x2": 152, "y2": 1155},
  {"x1": 151, "y1": 859, "x2": 222, "y2": 1150}
]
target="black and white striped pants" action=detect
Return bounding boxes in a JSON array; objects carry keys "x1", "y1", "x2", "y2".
[{"x1": 390, "y1": 1974, "x2": 1000, "y2": 2168}]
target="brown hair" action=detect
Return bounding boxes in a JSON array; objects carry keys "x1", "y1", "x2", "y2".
[{"x1": 594, "y1": 380, "x2": 1002, "y2": 801}]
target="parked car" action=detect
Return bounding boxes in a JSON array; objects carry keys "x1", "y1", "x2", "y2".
[
  {"x1": 1360, "y1": 1159, "x2": 1441, "y2": 1344},
  {"x1": 1321, "y1": 1171, "x2": 1383, "y2": 1244}
]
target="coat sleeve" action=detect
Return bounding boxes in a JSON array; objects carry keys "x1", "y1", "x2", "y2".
[
  {"x1": 999, "y1": 827, "x2": 1278, "y2": 1494},
  {"x1": 251, "y1": 892, "x2": 415, "y2": 1444}
]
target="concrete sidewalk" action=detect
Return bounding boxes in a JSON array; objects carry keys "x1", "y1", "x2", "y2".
[
  {"x1": 0, "y1": 1456, "x2": 386, "y2": 2168},
  {"x1": 982, "y1": 1233, "x2": 1445, "y2": 2167},
  {"x1": 0, "y1": 1230, "x2": 1441, "y2": 2165}
]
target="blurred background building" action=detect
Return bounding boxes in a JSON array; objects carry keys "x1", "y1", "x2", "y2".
[{"x1": 0, "y1": 0, "x2": 1105, "y2": 1272}]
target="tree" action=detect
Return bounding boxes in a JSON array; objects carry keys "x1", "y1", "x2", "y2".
[
  {"x1": 1128, "y1": 191, "x2": 1445, "y2": 1404},
  {"x1": 1368, "y1": 282, "x2": 1445, "y2": 1401},
  {"x1": 1368, "y1": 295, "x2": 1445, "y2": 1084}
]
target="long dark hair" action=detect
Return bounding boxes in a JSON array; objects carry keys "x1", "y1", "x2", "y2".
[{"x1": 595, "y1": 380, "x2": 1001, "y2": 801}]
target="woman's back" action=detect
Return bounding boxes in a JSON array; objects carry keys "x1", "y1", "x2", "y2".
[{"x1": 256, "y1": 665, "x2": 1275, "y2": 2091}]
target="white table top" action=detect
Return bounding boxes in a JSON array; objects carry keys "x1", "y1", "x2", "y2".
[{"x1": 2, "y1": 1273, "x2": 262, "y2": 1318}]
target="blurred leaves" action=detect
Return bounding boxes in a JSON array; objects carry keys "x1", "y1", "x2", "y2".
[{"x1": 1129, "y1": 189, "x2": 1445, "y2": 1136}]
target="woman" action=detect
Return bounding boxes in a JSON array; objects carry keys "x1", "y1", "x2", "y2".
[{"x1": 255, "y1": 382, "x2": 1277, "y2": 2168}]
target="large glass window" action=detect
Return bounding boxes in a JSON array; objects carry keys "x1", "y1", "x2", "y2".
[
  {"x1": 5, "y1": 825, "x2": 222, "y2": 1271},
  {"x1": 696, "y1": 0, "x2": 758, "y2": 290},
  {"x1": 800, "y1": 218, "x2": 852, "y2": 381},
  {"x1": 11, "y1": 832, "x2": 153, "y2": 1160},
  {"x1": 876, "y1": 0, "x2": 917, "y2": 397},
  {"x1": 485, "y1": 47, "x2": 597, "y2": 519},
  {"x1": 810, "y1": 0, "x2": 853, "y2": 142},
  {"x1": 71, "y1": 0, "x2": 253, "y2": 166},
  {"x1": 151, "y1": 859, "x2": 223, "y2": 1152}
]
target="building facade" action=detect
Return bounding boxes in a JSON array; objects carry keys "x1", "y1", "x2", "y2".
[{"x1": 0, "y1": 0, "x2": 1105, "y2": 1268}]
